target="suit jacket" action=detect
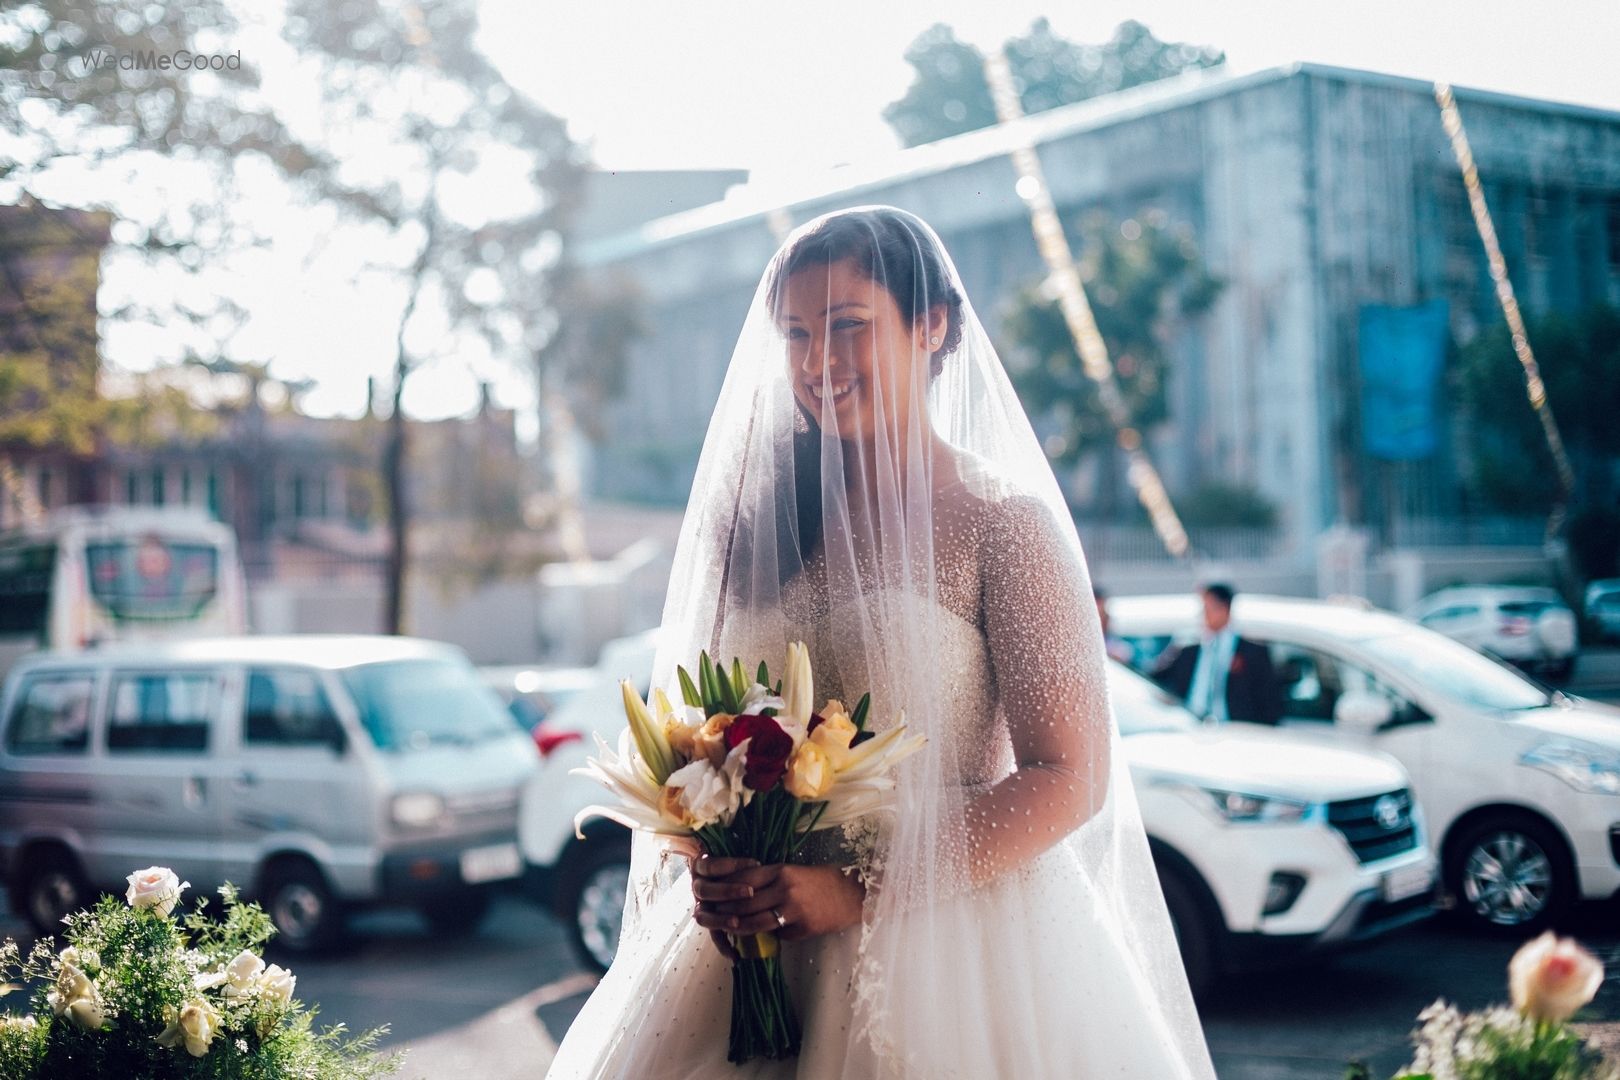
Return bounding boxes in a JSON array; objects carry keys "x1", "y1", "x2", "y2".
[{"x1": 1153, "y1": 636, "x2": 1283, "y2": 726}]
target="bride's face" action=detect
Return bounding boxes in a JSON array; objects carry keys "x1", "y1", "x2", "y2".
[{"x1": 777, "y1": 257, "x2": 940, "y2": 444}]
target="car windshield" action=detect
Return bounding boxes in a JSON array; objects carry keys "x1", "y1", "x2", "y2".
[
  {"x1": 341, "y1": 658, "x2": 517, "y2": 750},
  {"x1": 1108, "y1": 663, "x2": 1195, "y2": 736},
  {"x1": 1357, "y1": 629, "x2": 1550, "y2": 711}
]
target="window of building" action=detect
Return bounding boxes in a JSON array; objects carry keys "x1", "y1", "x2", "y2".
[{"x1": 151, "y1": 467, "x2": 166, "y2": 506}]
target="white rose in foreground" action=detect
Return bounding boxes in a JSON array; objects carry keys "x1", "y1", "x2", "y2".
[
  {"x1": 214, "y1": 949, "x2": 266, "y2": 1001},
  {"x1": 1508, "y1": 932, "x2": 1605, "y2": 1023},
  {"x1": 259, "y1": 963, "x2": 296, "y2": 1006},
  {"x1": 157, "y1": 997, "x2": 223, "y2": 1058},
  {"x1": 125, "y1": 866, "x2": 188, "y2": 917}
]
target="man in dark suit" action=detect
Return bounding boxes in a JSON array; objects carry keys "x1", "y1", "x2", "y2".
[{"x1": 1153, "y1": 583, "x2": 1283, "y2": 725}]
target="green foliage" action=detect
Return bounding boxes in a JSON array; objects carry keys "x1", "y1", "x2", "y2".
[
  {"x1": 1457, "y1": 305, "x2": 1620, "y2": 514},
  {"x1": 1002, "y1": 209, "x2": 1221, "y2": 469},
  {"x1": 1372, "y1": 1001, "x2": 1618, "y2": 1080},
  {"x1": 884, "y1": 18, "x2": 1225, "y2": 147},
  {"x1": 0, "y1": 884, "x2": 400, "y2": 1079}
]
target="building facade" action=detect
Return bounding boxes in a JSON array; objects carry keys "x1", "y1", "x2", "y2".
[{"x1": 577, "y1": 63, "x2": 1620, "y2": 555}]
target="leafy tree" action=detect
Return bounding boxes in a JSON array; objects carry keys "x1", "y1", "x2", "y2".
[
  {"x1": 1002, "y1": 209, "x2": 1219, "y2": 519},
  {"x1": 0, "y1": 1, "x2": 318, "y2": 519},
  {"x1": 1456, "y1": 304, "x2": 1620, "y2": 515},
  {"x1": 885, "y1": 18, "x2": 1224, "y2": 148},
  {"x1": 277, "y1": 0, "x2": 588, "y2": 633}
]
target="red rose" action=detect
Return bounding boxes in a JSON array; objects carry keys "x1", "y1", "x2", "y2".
[
  {"x1": 725, "y1": 713, "x2": 794, "y2": 791},
  {"x1": 1230, "y1": 655, "x2": 1246, "y2": 675}
]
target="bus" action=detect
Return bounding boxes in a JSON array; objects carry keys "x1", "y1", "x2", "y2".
[{"x1": 0, "y1": 505, "x2": 249, "y2": 682}]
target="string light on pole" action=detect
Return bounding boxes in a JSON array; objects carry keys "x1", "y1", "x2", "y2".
[
  {"x1": 983, "y1": 49, "x2": 1190, "y2": 560},
  {"x1": 1433, "y1": 81, "x2": 1576, "y2": 539}
]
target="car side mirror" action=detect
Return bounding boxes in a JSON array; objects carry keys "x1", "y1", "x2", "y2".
[{"x1": 1333, "y1": 691, "x2": 1393, "y2": 734}]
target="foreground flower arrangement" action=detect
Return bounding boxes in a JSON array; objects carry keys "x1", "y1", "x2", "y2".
[
  {"x1": 1348, "y1": 931, "x2": 1615, "y2": 1080},
  {"x1": 574, "y1": 642, "x2": 924, "y2": 1064},
  {"x1": 0, "y1": 867, "x2": 399, "y2": 1079}
]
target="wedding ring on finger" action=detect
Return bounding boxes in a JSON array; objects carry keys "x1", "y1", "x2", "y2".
[{"x1": 772, "y1": 907, "x2": 787, "y2": 929}]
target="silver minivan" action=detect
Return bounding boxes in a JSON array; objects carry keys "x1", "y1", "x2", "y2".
[{"x1": 0, "y1": 635, "x2": 538, "y2": 951}]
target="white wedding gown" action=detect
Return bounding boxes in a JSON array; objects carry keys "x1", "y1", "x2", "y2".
[{"x1": 547, "y1": 473, "x2": 1209, "y2": 1079}]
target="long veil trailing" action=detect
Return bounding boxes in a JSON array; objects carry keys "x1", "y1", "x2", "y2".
[{"x1": 549, "y1": 205, "x2": 1215, "y2": 1078}]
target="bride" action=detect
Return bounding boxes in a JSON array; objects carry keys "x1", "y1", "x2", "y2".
[{"x1": 546, "y1": 206, "x2": 1216, "y2": 1078}]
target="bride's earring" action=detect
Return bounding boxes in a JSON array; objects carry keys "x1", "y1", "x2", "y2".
[{"x1": 929, "y1": 335, "x2": 940, "y2": 345}]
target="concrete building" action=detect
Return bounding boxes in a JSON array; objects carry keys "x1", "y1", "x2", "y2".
[{"x1": 576, "y1": 63, "x2": 1620, "y2": 562}]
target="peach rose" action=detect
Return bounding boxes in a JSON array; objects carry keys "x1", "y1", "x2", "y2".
[
  {"x1": 125, "y1": 866, "x2": 187, "y2": 917},
  {"x1": 784, "y1": 741, "x2": 834, "y2": 800},
  {"x1": 693, "y1": 713, "x2": 735, "y2": 768},
  {"x1": 1508, "y1": 932, "x2": 1605, "y2": 1023},
  {"x1": 809, "y1": 705, "x2": 859, "y2": 771}
]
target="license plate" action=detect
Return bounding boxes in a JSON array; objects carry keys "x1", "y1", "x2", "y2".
[
  {"x1": 1381, "y1": 863, "x2": 1432, "y2": 903},
  {"x1": 459, "y1": 842, "x2": 521, "y2": 884}
]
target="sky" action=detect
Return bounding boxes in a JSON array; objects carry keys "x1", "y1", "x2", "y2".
[
  {"x1": 61, "y1": 1, "x2": 1620, "y2": 431},
  {"x1": 480, "y1": 0, "x2": 1620, "y2": 175}
]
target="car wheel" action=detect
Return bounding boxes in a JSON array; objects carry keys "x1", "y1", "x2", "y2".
[
  {"x1": 260, "y1": 860, "x2": 345, "y2": 953},
  {"x1": 1157, "y1": 864, "x2": 1216, "y2": 999},
  {"x1": 15, "y1": 849, "x2": 93, "y2": 937},
  {"x1": 1446, "y1": 813, "x2": 1574, "y2": 935},
  {"x1": 560, "y1": 840, "x2": 631, "y2": 974},
  {"x1": 420, "y1": 888, "x2": 494, "y2": 937}
]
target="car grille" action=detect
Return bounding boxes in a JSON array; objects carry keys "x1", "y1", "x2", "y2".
[{"x1": 1327, "y1": 789, "x2": 1419, "y2": 864}]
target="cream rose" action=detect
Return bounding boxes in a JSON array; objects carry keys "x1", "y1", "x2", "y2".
[
  {"x1": 125, "y1": 866, "x2": 188, "y2": 917},
  {"x1": 47, "y1": 958, "x2": 104, "y2": 1031},
  {"x1": 157, "y1": 997, "x2": 223, "y2": 1058},
  {"x1": 258, "y1": 963, "x2": 296, "y2": 1007},
  {"x1": 222, "y1": 949, "x2": 266, "y2": 999},
  {"x1": 784, "y1": 741, "x2": 834, "y2": 800},
  {"x1": 1509, "y1": 932, "x2": 1605, "y2": 1023}
]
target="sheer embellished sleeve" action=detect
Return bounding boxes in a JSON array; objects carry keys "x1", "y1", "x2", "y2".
[{"x1": 967, "y1": 491, "x2": 1112, "y2": 887}]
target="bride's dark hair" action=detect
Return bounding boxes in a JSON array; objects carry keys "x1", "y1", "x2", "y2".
[{"x1": 763, "y1": 208, "x2": 965, "y2": 577}]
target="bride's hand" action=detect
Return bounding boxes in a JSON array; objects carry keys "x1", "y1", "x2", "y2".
[{"x1": 690, "y1": 857, "x2": 864, "y2": 948}]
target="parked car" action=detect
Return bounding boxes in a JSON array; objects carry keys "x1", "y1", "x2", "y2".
[
  {"x1": 521, "y1": 636, "x2": 1436, "y2": 997},
  {"x1": 1406, "y1": 585, "x2": 1579, "y2": 682},
  {"x1": 0, "y1": 635, "x2": 538, "y2": 951},
  {"x1": 480, "y1": 663, "x2": 598, "y2": 746},
  {"x1": 1584, "y1": 579, "x2": 1620, "y2": 644},
  {"x1": 1109, "y1": 593, "x2": 1620, "y2": 935},
  {"x1": 516, "y1": 631, "x2": 656, "y2": 973}
]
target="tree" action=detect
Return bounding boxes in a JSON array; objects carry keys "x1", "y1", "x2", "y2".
[
  {"x1": 1456, "y1": 304, "x2": 1620, "y2": 516},
  {"x1": 884, "y1": 18, "x2": 1225, "y2": 148},
  {"x1": 281, "y1": 0, "x2": 588, "y2": 634},
  {"x1": 1002, "y1": 209, "x2": 1219, "y2": 518},
  {"x1": 0, "y1": 0, "x2": 326, "y2": 376}
]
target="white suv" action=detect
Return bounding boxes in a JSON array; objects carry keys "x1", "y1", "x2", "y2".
[
  {"x1": 1109, "y1": 594, "x2": 1620, "y2": 936},
  {"x1": 519, "y1": 635, "x2": 1436, "y2": 995},
  {"x1": 1407, "y1": 585, "x2": 1579, "y2": 683}
]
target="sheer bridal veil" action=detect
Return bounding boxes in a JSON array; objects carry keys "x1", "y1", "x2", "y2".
[{"x1": 608, "y1": 205, "x2": 1214, "y2": 1077}]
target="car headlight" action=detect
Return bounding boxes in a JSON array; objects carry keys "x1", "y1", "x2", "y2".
[
  {"x1": 1181, "y1": 786, "x2": 1315, "y2": 824},
  {"x1": 1521, "y1": 743, "x2": 1620, "y2": 795},
  {"x1": 391, "y1": 791, "x2": 447, "y2": 828}
]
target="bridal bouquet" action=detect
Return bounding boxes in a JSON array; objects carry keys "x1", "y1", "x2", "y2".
[
  {"x1": 0, "y1": 867, "x2": 399, "y2": 1080},
  {"x1": 574, "y1": 642, "x2": 924, "y2": 1064},
  {"x1": 1346, "y1": 931, "x2": 1615, "y2": 1080}
]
